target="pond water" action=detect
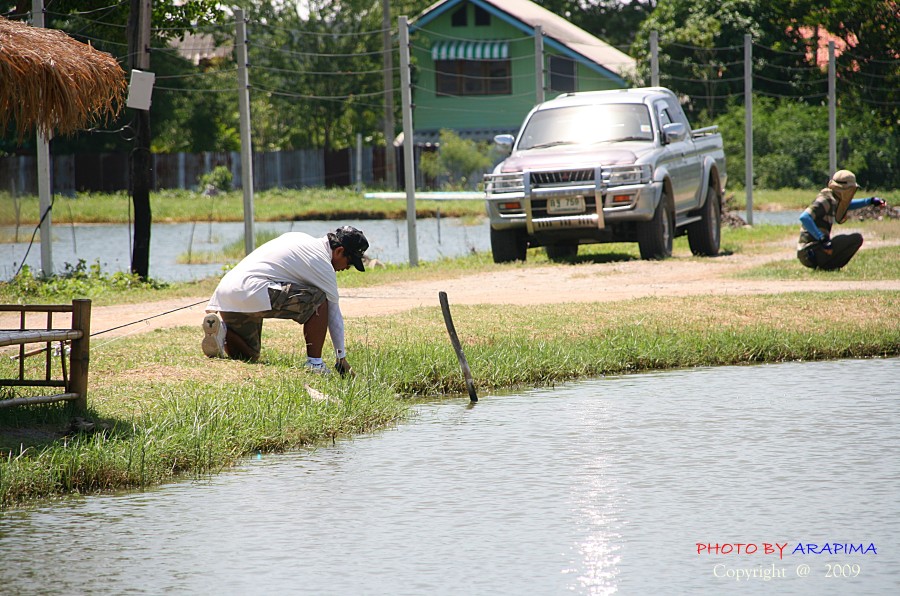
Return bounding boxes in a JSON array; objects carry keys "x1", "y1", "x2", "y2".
[
  {"x1": 1, "y1": 212, "x2": 799, "y2": 283},
  {"x1": 1, "y1": 358, "x2": 897, "y2": 595},
  {"x1": 0, "y1": 217, "x2": 490, "y2": 282}
]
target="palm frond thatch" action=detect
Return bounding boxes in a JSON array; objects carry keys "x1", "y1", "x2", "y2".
[{"x1": 0, "y1": 15, "x2": 126, "y2": 141}]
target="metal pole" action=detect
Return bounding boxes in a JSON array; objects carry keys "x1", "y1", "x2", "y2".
[
  {"x1": 381, "y1": 0, "x2": 397, "y2": 189},
  {"x1": 236, "y1": 9, "x2": 255, "y2": 256},
  {"x1": 650, "y1": 30, "x2": 659, "y2": 87},
  {"x1": 744, "y1": 34, "x2": 753, "y2": 225},
  {"x1": 356, "y1": 132, "x2": 363, "y2": 192},
  {"x1": 399, "y1": 16, "x2": 418, "y2": 266},
  {"x1": 32, "y1": 0, "x2": 53, "y2": 277},
  {"x1": 534, "y1": 25, "x2": 544, "y2": 104},
  {"x1": 828, "y1": 41, "x2": 836, "y2": 174}
]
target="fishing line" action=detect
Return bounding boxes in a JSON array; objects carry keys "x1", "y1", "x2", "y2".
[
  {"x1": 12, "y1": 195, "x2": 55, "y2": 278},
  {"x1": 8, "y1": 299, "x2": 209, "y2": 361},
  {"x1": 90, "y1": 299, "x2": 208, "y2": 337}
]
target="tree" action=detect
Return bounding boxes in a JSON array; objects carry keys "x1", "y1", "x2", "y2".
[
  {"x1": 808, "y1": 0, "x2": 900, "y2": 128},
  {"x1": 631, "y1": 0, "x2": 771, "y2": 117},
  {"x1": 420, "y1": 129, "x2": 494, "y2": 189},
  {"x1": 536, "y1": 0, "x2": 656, "y2": 50}
]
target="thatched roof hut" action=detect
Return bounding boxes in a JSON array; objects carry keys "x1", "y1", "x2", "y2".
[{"x1": 0, "y1": 15, "x2": 126, "y2": 141}]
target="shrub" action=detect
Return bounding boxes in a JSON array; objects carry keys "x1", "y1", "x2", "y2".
[
  {"x1": 708, "y1": 97, "x2": 900, "y2": 189},
  {"x1": 1, "y1": 259, "x2": 165, "y2": 301},
  {"x1": 420, "y1": 129, "x2": 495, "y2": 190},
  {"x1": 197, "y1": 166, "x2": 233, "y2": 193}
]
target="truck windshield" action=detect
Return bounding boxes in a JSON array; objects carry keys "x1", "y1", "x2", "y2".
[{"x1": 516, "y1": 104, "x2": 653, "y2": 150}]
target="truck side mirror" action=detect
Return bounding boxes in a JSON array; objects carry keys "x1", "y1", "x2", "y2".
[
  {"x1": 662, "y1": 122, "x2": 686, "y2": 144},
  {"x1": 494, "y1": 134, "x2": 515, "y2": 155}
]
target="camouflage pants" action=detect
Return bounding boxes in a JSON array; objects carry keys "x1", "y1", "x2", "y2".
[
  {"x1": 220, "y1": 282, "x2": 326, "y2": 360},
  {"x1": 797, "y1": 233, "x2": 863, "y2": 271}
]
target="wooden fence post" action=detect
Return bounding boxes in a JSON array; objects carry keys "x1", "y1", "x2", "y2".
[{"x1": 69, "y1": 299, "x2": 91, "y2": 410}]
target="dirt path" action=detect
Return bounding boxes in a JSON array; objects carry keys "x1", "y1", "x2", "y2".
[{"x1": 31, "y1": 248, "x2": 896, "y2": 341}]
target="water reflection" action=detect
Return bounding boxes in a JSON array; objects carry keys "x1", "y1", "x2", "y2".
[
  {"x1": 575, "y1": 464, "x2": 622, "y2": 593},
  {"x1": 0, "y1": 358, "x2": 897, "y2": 595}
]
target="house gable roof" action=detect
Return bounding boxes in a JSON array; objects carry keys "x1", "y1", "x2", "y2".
[{"x1": 411, "y1": 0, "x2": 635, "y2": 83}]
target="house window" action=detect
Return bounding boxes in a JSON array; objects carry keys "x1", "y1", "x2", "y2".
[
  {"x1": 474, "y1": 5, "x2": 490, "y2": 26},
  {"x1": 451, "y1": 7, "x2": 467, "y2": 27},
  {"x1": 436, "y1": 60, "x2": 511, "y2": 96},
  {"x1": 549, "y1": 55, "x2": 576, "y2": 93}
]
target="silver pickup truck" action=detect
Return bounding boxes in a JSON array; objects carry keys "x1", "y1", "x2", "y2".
[{"x1": 484, "y1": 87, "x2": 727, "y2": 262}]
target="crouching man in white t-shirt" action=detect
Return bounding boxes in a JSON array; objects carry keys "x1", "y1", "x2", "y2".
[{"x1": 202, "y1": 226, "x2": 368, "y2": 375}]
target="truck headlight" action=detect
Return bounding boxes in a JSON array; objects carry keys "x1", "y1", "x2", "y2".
[
  {"x1": 490, "y1": 173, "x2": 524, "y2": 192},
  {"x1": 607, "y1": 165, "x2": 651, "y2": 186}
]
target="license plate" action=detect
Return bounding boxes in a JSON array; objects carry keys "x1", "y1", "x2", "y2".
[{"x1": 547, "y1": 196, "x2": 585, "y2": 214}]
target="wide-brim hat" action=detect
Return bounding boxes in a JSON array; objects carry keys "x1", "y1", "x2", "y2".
[{"x1": 829, "y1": 170, "x2": 859, "y2": 223}]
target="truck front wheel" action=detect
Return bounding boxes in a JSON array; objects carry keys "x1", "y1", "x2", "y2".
[
  {"x1": 490, "y1": 227, "x2": 527, "y2": 263},
  {"x1": 638, "y1": 192, "x2": 673, "y2": 260},
  {"x1": 687, "y1": 185, "x2": 721, "y2": 256}
]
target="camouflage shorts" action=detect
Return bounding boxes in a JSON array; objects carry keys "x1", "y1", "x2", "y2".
[{"x1": 220, "y1": 282, "x2": 326, "y2": 360}]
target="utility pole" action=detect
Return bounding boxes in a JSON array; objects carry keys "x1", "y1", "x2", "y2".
[
  {"x1": 828, "y1": 41, "x2": 836, "y2": 175},
  {"x1": 235, "y1": 9, "x2": 254, "y2": 256},
  {"x1": 534, "y1": 26, "x2": 544, "y2": 105},
  {"x1": 128, "y1": 0, "x2": 152, "y2": 279},
  {"x1": 32, "y1": 0, "x2": 53, "y2": 277},
  {"x1": 744, "y1": 34, "x2": 753, "y2": 225},
  {"x1": 398, "y1": 16, "x2": 417, "y2": 266},
  {"x1": 381, "y1": 0, "x2": 397, "y2": 189}
]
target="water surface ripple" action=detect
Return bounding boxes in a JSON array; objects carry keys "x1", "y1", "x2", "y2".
[{"x1": 1, "y1": 358, "x2": 897, "y2": 595}]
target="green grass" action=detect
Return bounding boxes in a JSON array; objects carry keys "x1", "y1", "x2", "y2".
[
  {"x1": 3, "y1": 217, "x2": 897, "y2": 303},
  {"x1": 738, "y1": 245, "x2": 900, "y2": 280},
  {"x1": 0, "y1": 188, "x2": 486, "y2": 226},
  {"x1": 2, "y1": 290, "x2": 898, "y2": 508},
  {"x1": 4, "y1": 187, "x2": 897, "y2": 227},
  {"x1": 719, "y1": 223, "x2": 796, "y2": 255},
  {"x1": 0, "y1": 259, "x2": 219, "y2": 306},
  {"x1": 347, "y1": 292, "x2": 900, "y2": 402}
]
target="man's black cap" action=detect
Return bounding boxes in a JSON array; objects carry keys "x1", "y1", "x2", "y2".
[{"x1": 334, "y1": 226, "x2": 369, "y2": 271}]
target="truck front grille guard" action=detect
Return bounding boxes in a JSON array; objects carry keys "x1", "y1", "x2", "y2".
[{"x1": 524, "y1": 167, "x2": 607, "y2": 234}]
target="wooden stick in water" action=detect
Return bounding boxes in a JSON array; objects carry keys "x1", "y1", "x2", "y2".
[{"x1": 438, "y1": 291, "x2": 477, "y2": 402}]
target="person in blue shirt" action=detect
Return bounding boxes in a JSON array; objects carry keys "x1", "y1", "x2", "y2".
[{"x1": 797, "y1": 170, "x2": 887, "y2": 270}]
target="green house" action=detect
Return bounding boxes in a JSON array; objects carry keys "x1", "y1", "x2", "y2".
[{"x1": 409, "y1": 0, "x2": 636, "y2": 144}]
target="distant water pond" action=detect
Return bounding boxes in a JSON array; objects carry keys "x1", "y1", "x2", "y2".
[
  {"x1": 1, "y1": 218, "x2": 490, "y2": 282},
  {"x1": 1, "y1": 358, "x2": 897, "y2": 594},
  {"x1": 1, "y1": 211, "x2": 800, "y2": 282}
]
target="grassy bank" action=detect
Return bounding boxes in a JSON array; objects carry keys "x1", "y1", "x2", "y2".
[
  {"x1": 2, "y1": 289, "x2": 900, "y2": 509},
  {"x1": 0, "y1": 292, "x2": 900, "y2": 507},
  {"x1": 2, "y1": 193, "x2": 899, "y2": 509},
  {"x1": 4, "y1": 187, "x2": 898, "y2": 227},
  {"x1": 4, "y1": 216, "x2": 898, "y2": 307}
]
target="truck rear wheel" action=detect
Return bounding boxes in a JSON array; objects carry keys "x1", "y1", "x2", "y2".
[
  {"x1": 490, "y1": 228, "x2": 527, "y2": 263},
  {"x1": 687, "y1": 185, "x2": 721, "y2": 256},
  {"x1": 545, "y1": 243, "x2": 578, "y2": 261},
  {"x1": 638, "y1": 192, "x2": 673, "y2": 260}
]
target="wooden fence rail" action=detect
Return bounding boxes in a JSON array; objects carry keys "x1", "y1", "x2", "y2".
[{"x1": 0, "y1": 299, "x2": 91, "y2": 410}]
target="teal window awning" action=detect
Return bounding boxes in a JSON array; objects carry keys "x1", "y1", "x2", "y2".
[{"x1": 431, "y1": 40, "x2": 509, "y2": 61}]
